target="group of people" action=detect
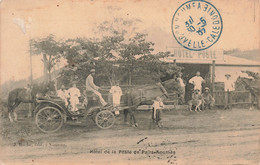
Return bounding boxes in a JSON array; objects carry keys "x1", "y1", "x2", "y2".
[
  {"x1": 55, "y1": 68, "x2": 235, "y2": 127},
  {"x1": 176, "y1": 71, "x2": 214, "y2": 110},
  {"x1": 177, "y1": 71, "x2": 235, "y2": 110},
  {"x1": 57, "y1": 69, "x2": 123, "y2": 114}
]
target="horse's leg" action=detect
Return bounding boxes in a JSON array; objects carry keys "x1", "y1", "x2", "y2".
[
  {"x1": 8, "y1": 100, "x2": 16, "y2": 122},
  {"x1": 13, "y1": 100, "x2": 21, "y2": 121},
  {"x1": 123, "y1": 109, "x2": 128, "y2": 123},
  {"x1": 129, "y1": 106, "x2": 138, "y2": 127},
  {"x1": 8, "y1": 112, "x2": 14, "y2": 122},
  {"x1": 14, "y1": 111, "x2": 18, "y2": 121},
  {"x1": 27, "y1": 103, "x2": 33, "y2": 118},
  {"x1": 8, "y1": 99, "x2": 20, "y2": 122}
]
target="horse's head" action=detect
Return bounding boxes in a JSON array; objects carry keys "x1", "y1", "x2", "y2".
[
  {"x1": 237, "y1": 76, "x2": 253, "y2": 85},
  {"x1": 46, "y1": 81, "x2": 56, "y2": 92}
]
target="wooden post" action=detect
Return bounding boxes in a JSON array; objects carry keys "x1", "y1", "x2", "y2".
[
  {"x1": 173, "y1": 59, "x2": 176, "y2": 65},
  {"x1": 212, "y1": 60, "x2": 215, "y2": 97},
  {"x1": 248, "y1": 92, "x2": 252, "y2": 104}
]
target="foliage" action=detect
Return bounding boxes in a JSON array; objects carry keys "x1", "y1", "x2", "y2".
[
  {"x1": 30, "y1": 35, "x2": 63, "y2": 82},
  {"x1": 30, "y1": 18, "x2": 182, "y2": 90}
]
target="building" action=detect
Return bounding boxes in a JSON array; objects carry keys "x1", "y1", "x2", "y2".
[{"x1": 162, "y1": 48, "x2": 260, "y2": 103}]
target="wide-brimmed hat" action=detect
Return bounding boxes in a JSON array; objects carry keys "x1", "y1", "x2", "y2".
[
  {"x1": 90, "y1": 69, "x2": 96, "y2": 73},
  {"x1": 225, "y1": 74, "x2": 231, "y2": 77},
  {"x1": 205, "y1": 87, "x2": 210, "y2": 90}
]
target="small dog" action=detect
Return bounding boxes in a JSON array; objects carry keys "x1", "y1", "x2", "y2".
[{"x1": 188, "y1": 89, "x2": 203, "y2": 112}]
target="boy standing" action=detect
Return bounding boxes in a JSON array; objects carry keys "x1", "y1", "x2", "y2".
[
  {"x1": 109, "y1": 81, "x2": 123, "y2": 115},
  {"x1": 152, "y1": 96, "x2": 164, "y2": 127}
]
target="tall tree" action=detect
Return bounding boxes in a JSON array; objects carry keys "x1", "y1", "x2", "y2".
[{"x1": 30, "y1": 35, "x2": 63, "y2": 82}]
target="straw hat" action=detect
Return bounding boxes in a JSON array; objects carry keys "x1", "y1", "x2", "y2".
[{"x1": 225, "y1": 74, "x2": 231, "y2": 77}]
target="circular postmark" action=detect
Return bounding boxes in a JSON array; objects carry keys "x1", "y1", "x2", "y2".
[{"x1": 171, "y1": 0, "x2": 223, "y2": 51}]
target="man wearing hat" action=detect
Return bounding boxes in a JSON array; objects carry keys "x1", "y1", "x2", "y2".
[
  {"x1": 224, "y1": 74, "x2": 235, "y2": 109},
  {"x1": 202, "y1": 87, "x2": 215, "y2": 110},
  {"x1": 57, "y1": 85, "x2": 69, "y2": 106},
  {"x1": 86, "y1": 69, "x2": 107, "y2": 106}
]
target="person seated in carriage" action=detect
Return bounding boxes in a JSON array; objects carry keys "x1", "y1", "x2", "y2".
[
  {"x1": 86, "y1": 69, "x2": 109, "y2": 107},
  {"x1": 67, "y1": 81, "x2": 81, "y2": 113},
  {"x1": 57, "y1": 85, "x2": 69, "y2": 106}
]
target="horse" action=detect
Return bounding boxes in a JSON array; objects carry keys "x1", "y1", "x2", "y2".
[
  {"x1": 123, "y1": 80, "x2": 172, "y2": 127},
  {"x1": 237, "y1": 76, "x2": 260, "y2": 109},
  {"x1": 7, "y1": 81, "x2": 56, "y2": 122}
]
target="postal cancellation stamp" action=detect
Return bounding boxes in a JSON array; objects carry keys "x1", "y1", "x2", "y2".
[{"x1": 171, "y1": 0, "x2": 223, "y2": 51}]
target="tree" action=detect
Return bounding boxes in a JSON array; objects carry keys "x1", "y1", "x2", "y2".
[
  {"x1": 58, "y1": 18, "x2": 182, "y2": 88},
  {"x1": 118, "y1": 33, "x2": 154, "y2": 85},
  {"x1": 30, "y1": 35, "x2": 63, "y2": 82}
]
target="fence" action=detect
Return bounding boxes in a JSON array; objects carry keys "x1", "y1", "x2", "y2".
[
  {"x1": 79, "y1": 85, "x2": 253, "y2": 107},
  {"x1": 213, "y1": 90, "x2": 252, "y2": 106}
]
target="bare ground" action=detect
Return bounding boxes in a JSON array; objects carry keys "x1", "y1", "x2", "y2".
[{"x1": 0, "y1": 107, "x2": 259, "y2": 165}]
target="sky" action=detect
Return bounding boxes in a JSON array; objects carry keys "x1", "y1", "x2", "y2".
[{"x1": 0, "y1": 0, "x2": 259, "y2": 84}]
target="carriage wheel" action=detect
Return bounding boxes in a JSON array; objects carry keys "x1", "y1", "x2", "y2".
[
  {"x1": 95, "y1": 110, "x2": 115, "y2": 129},
  {"x1": 35, "y1": 106, "x2": 64, "y2": 133}
]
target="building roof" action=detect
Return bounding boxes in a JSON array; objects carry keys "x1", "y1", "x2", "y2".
[{"x1": 161, "y1": 54, "x2": 260, "y2": 67}]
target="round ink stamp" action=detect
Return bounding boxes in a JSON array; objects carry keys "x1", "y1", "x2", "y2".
[{"x1": 171, "y1": 0, "x2": 223, "y2": 51}]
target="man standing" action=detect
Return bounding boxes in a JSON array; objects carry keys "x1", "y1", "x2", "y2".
[
  {"x1": 177, "y1": 72, "x2": 186, "y2": 104},
  {"x1": 189, "y1": 71, "x2": 205, "y2": 93},
  {"x1": 224, "y1": 74, "x2": 234, "y2": 109},
  {"x1": 86, "y1": 69, "x2": 107, "y2": 106}
]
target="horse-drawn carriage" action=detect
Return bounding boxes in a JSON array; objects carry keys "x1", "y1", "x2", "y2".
[
  {"x1": 8, "y1": 81, "x2": 170, "y2": 134},
  {"x1": 34, "y1": 96, "x2": 119, "y2": 133}
]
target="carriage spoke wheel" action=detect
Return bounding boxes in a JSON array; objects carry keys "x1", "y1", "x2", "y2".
[
  {"x1": 35, "y1": 106, "x2": 63, "y2": 133},
  {"x1": 95, "y1": 110, "x2": 115, "y2": 129}
]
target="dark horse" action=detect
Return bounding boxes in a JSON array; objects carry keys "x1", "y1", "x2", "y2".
[
  {"x1": 237, "y1": 76, "x2": 260, "y2": 109},
  {"x1": 7, "y1": 81, "x2": 56, "y2": 122},
  {"x1": 123, "y1": 80, "x2": 172, "y2": 127}
]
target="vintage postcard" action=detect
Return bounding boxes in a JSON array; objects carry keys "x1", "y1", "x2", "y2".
[{"x1": 0, "y1": 0, "x2": 259, "y2": 164}]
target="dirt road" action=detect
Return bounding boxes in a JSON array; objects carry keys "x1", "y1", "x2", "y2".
[{"x1": 0, "y1": 108, "x2": 259, "y2": 165}]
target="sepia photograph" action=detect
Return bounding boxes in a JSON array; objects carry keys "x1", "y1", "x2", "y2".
[{"x1": 0, "y1": 0, "x2": 259, "y2": 164}]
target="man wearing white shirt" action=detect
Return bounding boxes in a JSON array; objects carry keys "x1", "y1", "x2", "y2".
[
  {"x1": 224, "y1": 74, "x2": 235, "y2": 109},
  {"x1": 57, "y1": 85, "x2": 69, "y2": 106},
  {"x1": 67, "y1": 82, "x2": 81, "y2": 112},
  {"x1": 189, "y1": 71, "x2": 205, "y2": 93},
  {"x1": 86, "y1": 69, "x2": 107, "y2": 106}
]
